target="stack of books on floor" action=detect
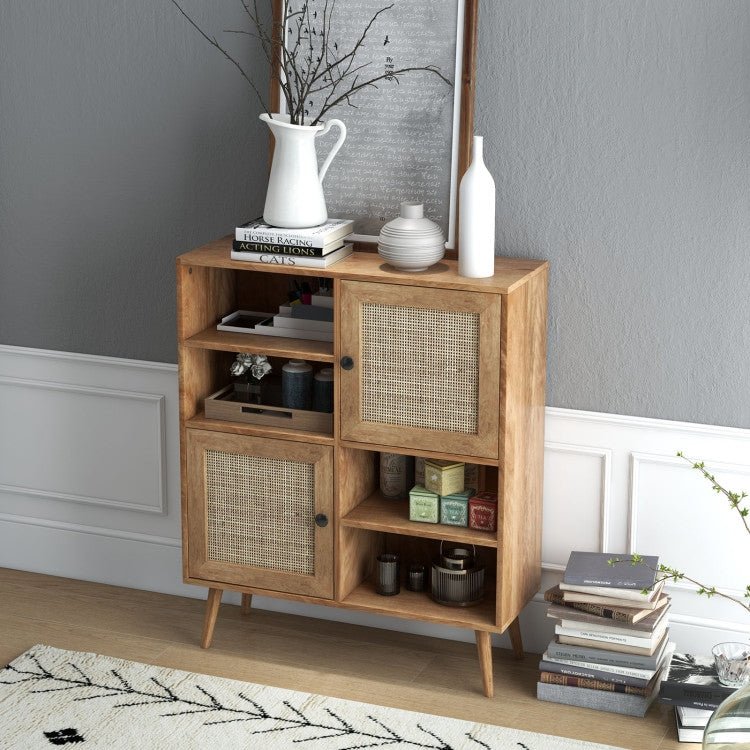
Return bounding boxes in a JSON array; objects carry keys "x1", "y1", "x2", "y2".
[
  {"x1": 659, "y1": 652, "x2": 738, "y2": 742},
  {"x1": 537, "y1": 551, "x2": 674, "y2": 717},
  {"x1": 232, "y1": 218, "x2": 354, "y2": 268}
]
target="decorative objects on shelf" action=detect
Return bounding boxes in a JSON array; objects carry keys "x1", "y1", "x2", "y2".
[
  {"x1": 440, "y1": 488, "x2": 474, "y2": 527},
  {"x1": 375, "y1": 553, "x2": 400, "y2": 596},
  {"x1": 468, "y1": 491, "x2": 498, "y2": 532},
  {"x1": 406, "y1": 564, "x2": 427, "y2": 592},
  {"x1": 458, "y1": 136, "x2": 496, "y2": 279},
  {"x1": 712, "y1": 643, "x2": 750, "y2": 688},
  {"x1": 431, "y1": 544, "x2": 485, "y2": 607},
  {"x1": 282, "y1": 360, "x2": 313, "y2": 410},
  {"x1": 377, "y1": 202, "x2": 446, "y2": 272},
  {"x1": 409, "y1": 486, "x2": 439, "y2": 524},
  {"x1": 424, "y1": 459, "x2": 465, "y2": 496},
  {"x1": 230, "y1": 353, "x2": 272, "y2": 404},
  {"x1": 379, "y1": 453, "x2": 415, "y2": 501}
]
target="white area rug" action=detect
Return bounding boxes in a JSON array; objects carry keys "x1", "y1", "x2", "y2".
[{"x1": 0, "y1": 645, "x2": 627, "y2": 749}]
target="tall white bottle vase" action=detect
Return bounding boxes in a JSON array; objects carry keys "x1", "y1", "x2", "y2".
[{"x1": 458, "y1": 136, "x2": 496, "y2": 278}]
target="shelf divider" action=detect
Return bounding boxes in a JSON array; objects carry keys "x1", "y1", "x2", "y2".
[
  {"x1": 184, "y1": 326, "x2": 335, "y2": 362},
  {"x1": 341, "y1": 491, "x2": 498, "y2": 548}
]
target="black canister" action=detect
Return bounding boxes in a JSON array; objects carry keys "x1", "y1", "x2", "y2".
[
  {"x1": 282, "y1": 360, "x2": 313, "y2": 409},
  {"x1": 313, "y1": 367, "x2": 334, "y2": 413},
  {"x1": 375, "y1": 553, "x2": 400, "y2": 596}
]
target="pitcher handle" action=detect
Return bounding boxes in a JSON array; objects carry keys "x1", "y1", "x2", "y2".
[{"x1": 317, "y1": 119, "x2": 347, "y2": 184}]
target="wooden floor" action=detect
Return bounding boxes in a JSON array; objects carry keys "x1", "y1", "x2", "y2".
[{"x1": 0, "y1": 568, "x2": 690, "y2": 749}]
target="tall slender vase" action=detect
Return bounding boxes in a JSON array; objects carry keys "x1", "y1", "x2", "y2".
[
  {"x1": 260, "y1": 113, "x2": 346, "y2": 229},
  {"x1": 458, "y1": 136, "x2": 496, "y2": 278}
]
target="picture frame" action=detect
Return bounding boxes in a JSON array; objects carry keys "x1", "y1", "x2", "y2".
[{"x1": 270, "y1": 0, "x2": 479, "y2": 252}]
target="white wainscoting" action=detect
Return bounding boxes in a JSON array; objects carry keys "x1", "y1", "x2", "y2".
[{"x1": 0, "y1": 344, "x2": 748, "y2": 654}]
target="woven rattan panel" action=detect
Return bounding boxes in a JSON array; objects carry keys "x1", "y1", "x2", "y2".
[
  {"x1": 205, "y1": 449, "x2": 315, "y2": 575},
  {"x1": 361, "y1": 303, "x2": 480, "y2": 434}
]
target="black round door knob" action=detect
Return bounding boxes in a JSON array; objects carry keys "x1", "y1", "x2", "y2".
[
  {"x1": 315, "y1": 513, "x2": 329, "y2": 527},
  {"x1": 340, "y1": 356, "x2": 354, "y2": 370}
]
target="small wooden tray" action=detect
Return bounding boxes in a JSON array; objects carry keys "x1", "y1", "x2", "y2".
[{"x1": 205, "y1": 385, "x2": 333, "y2": 435}]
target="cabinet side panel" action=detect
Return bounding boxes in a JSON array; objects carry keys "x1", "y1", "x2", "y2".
[
  {"x1": 177, "y1": 263, "x2": 235, "y2": 341},
  {"x1": 497, "y1": 266, "x2": 548, "y2": 630}
]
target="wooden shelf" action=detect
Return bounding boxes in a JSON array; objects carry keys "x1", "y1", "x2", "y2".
[
  {"x1": 186, "y1": 413, "x2": 335, "y2": 446},
  {"x1": 342, "y1": 579, "x2": 498, "y2": 631},
  {"x1": 341, "y1": 491, "x2": 498, "y2": 548},
  {"x1": 183, "y1": 326, "x2": 334, "y2": 363},
  {"x1": 338, "y1": 440, "x2": 499, "y2": 467}
]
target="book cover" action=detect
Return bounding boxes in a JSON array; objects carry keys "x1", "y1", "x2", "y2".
[
  {"x1": 546, "y1": 601, "x2": 669, "y2": 633},
  {"x1": 563, "y1": 551, "x2": 659, "y2": 589},
  {"x1": 544, "y1": 584, "x2": 667, "y2": 623},
  {"x1": 546, "y1": 636, "x2": 672, "y2": 671},
  {"x1": 541, "y1": 652, "x2": 662, "y2": 681},
  {"x1": 539, "y1": 671, "x2": 652, "y2": 696},
  {"x1": 674, "y1": 710, "x2": 708, "y2": 743},
  {"x1": 536, "y1": 680, "x2": 660, "y2": 717},
  {"x1": 676, "y1": 705, "x2": 714, "y2": 726},
  {"x1": 230, "y1": 243, "x2": 353, "y2": 268},
  {"x1": 659, "y1": 652, "x2": 737, "y2": 709},
  {"x1": 232, "y1": 239, "x2": 343, "y2": 257},
  {"x1": 560, "y1": 578, "x2": 665, "y2": 605},
  {"x1": 538, "y1": 659, "x2": 656, "y2": 689},
  {"x1": 554, "y1": 621, "x2": 667, "y2": 649},
  {"x1": 236, "y1": 218, "x2": 354, "y2": 247},
  {"x1": 557, "y1": 630, "x2": 667, "y2": 656}
]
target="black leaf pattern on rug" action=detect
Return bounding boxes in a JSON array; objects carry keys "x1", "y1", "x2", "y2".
[{"x1": 1, "y1": 651, "x2": 546, "y2": 750}]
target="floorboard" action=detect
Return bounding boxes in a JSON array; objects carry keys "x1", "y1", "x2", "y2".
[{"x1": 0, "y1": 568, "x2": 686, "y2": 749}]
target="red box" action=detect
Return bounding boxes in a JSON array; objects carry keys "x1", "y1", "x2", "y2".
[{"x1": 468, "y1": 491, "x2": 498, "y2": 532}]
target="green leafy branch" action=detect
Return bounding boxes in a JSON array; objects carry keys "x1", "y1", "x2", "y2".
[{"x1": 609, "y1": 453, "x2": 750, "y2": 617}]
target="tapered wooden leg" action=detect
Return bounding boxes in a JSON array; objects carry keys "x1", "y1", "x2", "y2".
[
  {"x1": 241, "y1": 593, "x2": 253, "y2": 615},
  {"x1": 475, "y1": 630, "x2": 494, "y2": 698},
  {"x1": 507, "y1": 616, "x2": 524, "y2": 659},
  {"x1": 201, "y1": 588, "x2": 223, "y2": 649}
]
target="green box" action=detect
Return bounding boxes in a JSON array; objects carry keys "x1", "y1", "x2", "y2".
[
  {"x1": 440, "y1": 488, "x2": 474, "y2": 527},
  {"x1": 409, "y1": 485, "x2": 439, "y2": 524}
]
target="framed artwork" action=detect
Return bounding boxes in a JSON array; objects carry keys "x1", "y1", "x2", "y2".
[{"x1": 270, "y1": 0, "x2": 479, "y2": 250}]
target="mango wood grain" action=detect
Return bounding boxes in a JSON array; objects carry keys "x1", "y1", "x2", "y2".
[
  {"x1": 240, "y1": 593, "x2": 252, "y2": 615},
  {"x1": 507, "y1": 616, "x2": 524, "y2": 659},
  {"x1": 177, "y1": 240, "x2": 548, "y2": 295},
  {"x1": 186, "y1": 413, "x2": 335, "y2": 446},
  {"x1": 336, "y1": 440, "x2": 499, "y2": 467},
  {"x1": 185, "y1": 326, "x2": 335, "y2": 362},
  {"x1": 201, "y1": 588, "x2": 223, "y2": 648},
  {"x1": 496, "y1": 268, "x2": 548, "y2": 631},
  {"x1": 341, "y1": 491, "x2": 498, "y2": 548},
  {"x1": 176, "y1": 262, "x2": 235, "y2": 343},
  {"x1": 475, "y1": 630, "x2": 494, "y2": 698},
  {"x1": 343, "y1": 581, "x2": 499, "y2": 632},
  {"x1": 339, "y1": 280, "x2": 501, "y2": 459},
  {"x1": 186, "y1": 429, "x2": 334, "y2": 599}
]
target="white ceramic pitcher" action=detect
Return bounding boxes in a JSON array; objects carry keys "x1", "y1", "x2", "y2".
[{"x1": 260, "y1": 113, "x2": 347, "y2": 228}]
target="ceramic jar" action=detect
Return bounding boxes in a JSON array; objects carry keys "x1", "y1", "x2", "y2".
[
  {"x1": 377, "y1": 202, "x2": 445, "y2": 271},
  {"x1": 282, "y1": 359, "x2": 313, "y2": 409}
]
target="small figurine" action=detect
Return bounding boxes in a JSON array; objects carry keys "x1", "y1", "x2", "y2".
[{"x1": 231, "y1": 353, "x2": 272, "y2": 403}]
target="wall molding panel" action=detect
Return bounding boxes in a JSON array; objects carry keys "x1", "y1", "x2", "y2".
[{"x1": 1, "y1": 345, "x2": 748, "y2": 655}]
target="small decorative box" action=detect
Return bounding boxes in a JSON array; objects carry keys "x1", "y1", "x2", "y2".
[
  {"x1": 424, "y1": 459, "x2": 465, "y2": 496},
  {"x1": 440, "y1": 488, "x2": 474, "y2": 527},
  {"x1": 468, "y1": 491, "x2": 498, "y2": 532},
  {"x1": 409, "y1": 485, "x2": 439, "y2": 524}
]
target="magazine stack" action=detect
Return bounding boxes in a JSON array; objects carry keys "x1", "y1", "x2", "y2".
[{"x1": 537, "y1": 551, "x2": 674, "y2": 717}]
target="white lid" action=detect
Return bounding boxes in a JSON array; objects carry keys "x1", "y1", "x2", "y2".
[
  {"x1": 315, "y1": 367, "x2": 334, "y2": 382},
  {"x1": 283, "y1": 359, "x2": 312, "y2": 373}
]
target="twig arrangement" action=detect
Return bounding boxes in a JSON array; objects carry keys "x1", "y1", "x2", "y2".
[
  {"x1": 610, "y1": 452, "x2": 750, "y2": 617},
  {"x1": 170, "y1": 0, "x2": 451, "y2": 126}
]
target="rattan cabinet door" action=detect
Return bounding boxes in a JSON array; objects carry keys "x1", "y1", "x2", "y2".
[
  {"x1": 339, "y1": 281, "x2": 501, "y2": 459},
  {"x1": 186, "y1": 430, "x2": 334, "y2": 599}
]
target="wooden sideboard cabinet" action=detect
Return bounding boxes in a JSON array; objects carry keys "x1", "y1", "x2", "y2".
[{"x1": 177, "y1": 238, "x2": 548, "y2": 697}]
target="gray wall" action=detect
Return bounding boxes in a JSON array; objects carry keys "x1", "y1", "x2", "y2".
[{"x1": 1, "y1": 2, "x2": 748, "y2": 427}]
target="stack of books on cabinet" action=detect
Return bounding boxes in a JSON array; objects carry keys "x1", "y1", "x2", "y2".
[
  {"x1": 232, "y1": 218, "x2": 354, "y2": 268},
  {"x1": 537, "y1": 551, "x2": 674, "y2": 717},
  {"x1": 659, "y1": 652, "x2": 738, "y2": 742}
]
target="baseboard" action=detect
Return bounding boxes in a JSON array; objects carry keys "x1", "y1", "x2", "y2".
[{"x1": 1, "y1": 344, "x2": 748, "y2": 654}]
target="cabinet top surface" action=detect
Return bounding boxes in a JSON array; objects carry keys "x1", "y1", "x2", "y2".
[{"x1": 177, "y1": 238, "x2": 548, "y2": 294}]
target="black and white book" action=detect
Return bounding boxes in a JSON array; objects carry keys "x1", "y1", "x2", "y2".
[
  {"x1": 230, "y1": 243, "x2": 353, "y2": 268},
  {"x1": 541, "y1": 651, "x2": 664, "y2": 681},
  {"x1": 676, "y1": 705, "x2": 713, "y2": 727},
  {"x1": 236, "y1": 218, "x2": 354, "y2": 247},
  {"x1": 659, "y1": 652, "x2": 738, "y2": 709},
  {"x1": 674, "y1": 709, "x2": 708, "y2": 743},
  {"x1": 559, "y1": 577, "x2": 665, "y2": 604},
  {"x1": 232, "y1": 239, "x2": 344, "y2": 257},
  {"x1": 563, "y1": 551, "x2": 659, "y2": 589}
]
